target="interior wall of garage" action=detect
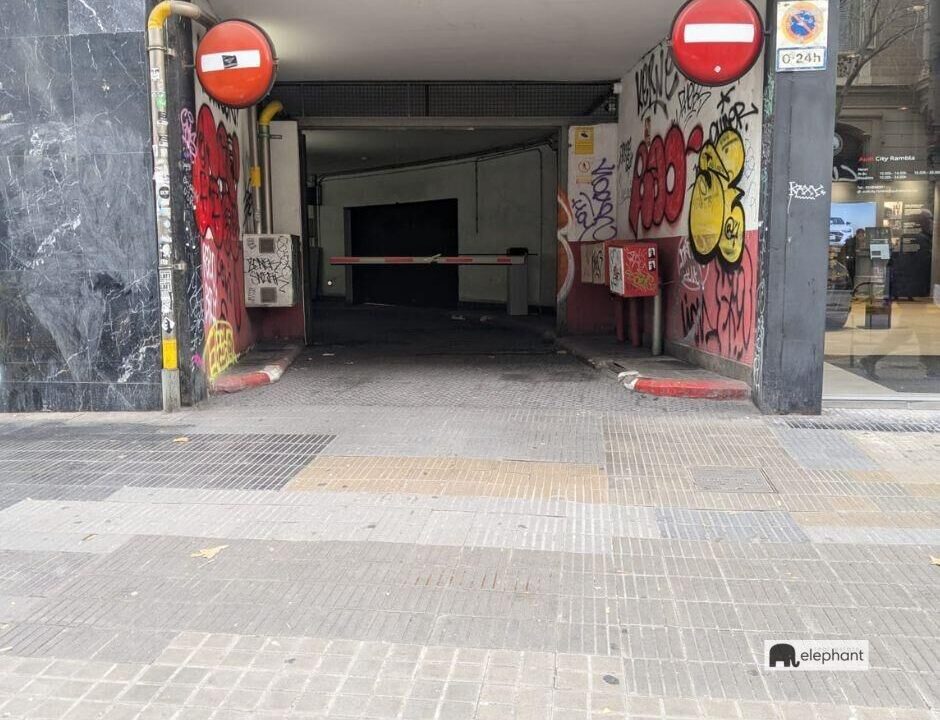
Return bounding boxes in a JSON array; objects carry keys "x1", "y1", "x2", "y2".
[{"x1": 316, "y1": 144, "x2": 557, "y2": 308}]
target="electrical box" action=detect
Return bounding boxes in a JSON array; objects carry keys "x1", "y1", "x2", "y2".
[
  {"x1": 243, "y1": 234, "x2": 300, "y2": 307},
  {"x1": 606, "y1": 241, "x2": 659, "y2": 298}
]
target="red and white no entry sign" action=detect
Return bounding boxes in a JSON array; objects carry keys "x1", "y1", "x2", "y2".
[
  {"x1": 670, "y1": 0, "x2": 764, "y2": 86},
  {"x1": 196, "y1": 20, "x2": 277, "y2": 108}
]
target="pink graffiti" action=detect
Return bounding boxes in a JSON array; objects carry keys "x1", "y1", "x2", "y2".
[
  {"x1": 679, "y1": 240, "x2": 755, "y2": 363},
  {"x1": 180, "y1": 108, "x2": 197, "y2": 162}
]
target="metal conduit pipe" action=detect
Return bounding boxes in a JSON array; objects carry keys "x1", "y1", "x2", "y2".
[
  {"x1": 258, "y1": 100, "x2": 284, "y2": 233},
  {"x1": 247, "y1": 107, "x2": 261, "y2": 234},
  {"x1": 147, "y1": 0, "x2": 218, "y2": 411},
  {"x1": 652, "y1": 288, "x2": 663, "y2": 356}
]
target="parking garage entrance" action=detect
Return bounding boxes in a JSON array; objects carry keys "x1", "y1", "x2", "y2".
[{"x1": 348, "y1": 199, "x2": 460, "y2": 308}]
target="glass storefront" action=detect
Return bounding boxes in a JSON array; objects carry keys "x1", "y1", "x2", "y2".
[{"x1": 824, "y1": 5, "x2": 940, "y2": 396}]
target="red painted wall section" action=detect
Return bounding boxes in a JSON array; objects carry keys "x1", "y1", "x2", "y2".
[
  {"x1": 191, "y1": 101, "x2": 257, "y2": 380},
  {"x1": 558, "y1": 125, "x2": 620, "y2": 335},
  {"x1": 556, "y1": 190, "x2": 615, "y2": 334},
  {"x1": 642, "y1": 232, "x2": 757, "y2": 366},
  {"x1": 566, "y1": 251, "x2": 615, "y2": 335},
  {"x1": 257, "y1": 306, "x2": 305, "y2": 341}
]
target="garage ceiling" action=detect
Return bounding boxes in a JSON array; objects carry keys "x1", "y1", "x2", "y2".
[
  {"x1": 305, "y1": 129, "x2": 555, "y2": 176},
  {"x1": 207, "y1": 0, "x2": 681, "y2": 81}
]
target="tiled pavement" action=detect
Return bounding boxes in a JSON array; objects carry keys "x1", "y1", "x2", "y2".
[{"x1": 0, "y1": 305, "x2": 938, "y2": 719}]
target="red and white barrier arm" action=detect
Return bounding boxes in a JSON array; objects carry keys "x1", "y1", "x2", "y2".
[{"x1": 330, "y1": 255, "x2": 525, "y2": 266}]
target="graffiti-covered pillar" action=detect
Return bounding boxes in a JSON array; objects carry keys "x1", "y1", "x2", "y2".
[{"x1": 752, "y1": 1, "x2": 839, "y2": 414}]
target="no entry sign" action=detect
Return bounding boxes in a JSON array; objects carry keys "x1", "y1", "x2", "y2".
[
  {"x1": 196, "y1": 20, "x2": 277, "y2": 108},
  {"x1": 670, "y1": 0, "x2": 764, "y2": 86}
]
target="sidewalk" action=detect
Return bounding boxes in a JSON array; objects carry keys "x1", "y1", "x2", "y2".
[
  {"x1": 554, "y1": 334, "x2": 751, "y2": 400},
  {"x1": 490, "y1": 312, "x2": 751, "y2": 400},
  {"x1": 0, "y1": 305, "x2": 937, "y2": 720}
]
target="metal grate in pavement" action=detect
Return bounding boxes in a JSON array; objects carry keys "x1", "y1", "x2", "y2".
[
  {"x1": 772, "y1": 428, "x2": 878, "y2": 471},
  {"x1": 784, "y1": 418, "x2": 940, "y2": 433},
  {"x1": 1, "y1": 431, "x2": 335, "y2": 491}
]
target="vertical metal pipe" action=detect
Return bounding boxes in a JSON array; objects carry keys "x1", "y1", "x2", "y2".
[
  {"x1": 147, "y1": 21, "x2": 182, "y2": 412},
  {"x1": 259, "y1": 124, "x2": 273, "y2": 233},
  {"x1": 258, "y1": 101, "x2": 283, "y2": 234},
  {"x1": 652, "y1": 288, "x2": 663, "y2": 356},
  {"x1": 147, "y1": 1, "x2": 218, "y2": 411},
  {"x1": 247, "y1": 106, "x2": 262, "y2": 234}
]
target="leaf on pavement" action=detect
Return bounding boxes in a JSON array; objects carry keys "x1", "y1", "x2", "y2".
[{"x1": 191, "y1": 545, "x2": 229, "y2": 560}]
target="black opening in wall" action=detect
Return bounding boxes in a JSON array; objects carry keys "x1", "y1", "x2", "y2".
[{"x1": 348, "y1": 199, "x2": 459, "y2": 308}]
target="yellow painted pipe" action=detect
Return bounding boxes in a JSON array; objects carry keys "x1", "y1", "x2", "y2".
[
  {"x1": 148, "y1": 0, "x2": 173, "y2": 29},
  {"x1": 258, "y1": 101, "x2": 283, "y2": 126}
]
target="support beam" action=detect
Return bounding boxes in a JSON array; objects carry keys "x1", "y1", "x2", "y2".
[
  {"x1": 752, "y1": 1, "x2": 840, "y2": 414},
  {"x1": 293, "y1": 116, "x2": 601, "y2": 130}
]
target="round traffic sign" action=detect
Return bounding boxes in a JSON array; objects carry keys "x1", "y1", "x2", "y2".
[
  {"x1": 196, "y1": 20, "x2": 277, "y2": 108},
  {"x1": 670, "y1": 0, "x2": 764, "y2": 86}
]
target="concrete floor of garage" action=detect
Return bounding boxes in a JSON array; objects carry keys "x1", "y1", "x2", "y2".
[{"x1": 0, "y1": 304, "x2": 938, "y2": 720}]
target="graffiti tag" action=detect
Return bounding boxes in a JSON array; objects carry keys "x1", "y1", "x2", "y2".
[
  {"x1": 572, "y1": 158, "x2": 617, "y2": 242},
  {"x1": 707, "y1": 87, "x2": 760, "y2": 145},
  {"x1": 680, "y1": 243, "x2": 756, "y2": 362},
  {"x1": 635, "y1": 45, "x2": 681, "y2": 121},
  {"x1": 788, "y1": 182, "x2": 826, "y2": 201}
]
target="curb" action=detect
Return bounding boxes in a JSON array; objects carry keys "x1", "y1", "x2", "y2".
[
  {"x1": 623, "y1": 374, "x2": 751, "y2": 400},
  {"x1": 210, "y1": 345, "x2": 301, "y2": 394}
]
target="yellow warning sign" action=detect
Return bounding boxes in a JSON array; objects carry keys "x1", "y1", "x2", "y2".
[
  {"x1": 162, "y1": 338, "x2": 178, "y2": 370},
  {"x1": 574, "y1": 127, "x2": 595, "y2": 155}
]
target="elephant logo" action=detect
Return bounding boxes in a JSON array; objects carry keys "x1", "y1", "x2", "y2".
[
  {"x1": 688, "y1": 128, "x2": 746, "y2": 268},
  {"x1": 768, "y1": 643, "x2": 801, "y2": 668}
]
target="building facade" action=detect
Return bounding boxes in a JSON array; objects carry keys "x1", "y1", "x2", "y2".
[{"x1": 5, "y1": 0, "x2": 932, "y2": 413}]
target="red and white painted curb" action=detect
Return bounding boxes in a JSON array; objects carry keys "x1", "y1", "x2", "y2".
[
  {"x1": 619, "y1": 371, "x2": 750, "y2": 400},
  {"x1": 210, "y1": 346, "x2": 301, "y2": 394}
]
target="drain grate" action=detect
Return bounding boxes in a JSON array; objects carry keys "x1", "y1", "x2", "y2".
[
  {"x1": 690, "y1": 467, "x2": 776, "y2": 493},
  {"x1": 2, "y1": 430, "x2": 335, "y2": 492},
  {"x1": 784, "y1": 419, "x2": 940, "y2": 433}
]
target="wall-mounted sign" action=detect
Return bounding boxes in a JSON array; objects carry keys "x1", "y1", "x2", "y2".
[
  {"x1": 776, "y1": 0, "x2": 828, "y2": 72},
  {"x1": 195, "y1": 20, "x2": 277, "y2": 108},
  {"x1": 574, "y1": 127, "x2": 595, "y2": 155},
  {"x1": 670, "y1": 0, "x2": 764, "y2": 86}
]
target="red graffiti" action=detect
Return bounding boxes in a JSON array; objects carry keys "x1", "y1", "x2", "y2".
[
  {"x1": 193, "y1": 104, "x2": 248, "y2": 349},
  {"x1": 623, "y1": 248, "x2": 657, "y2": 294},
  {"x1": 629, "y1": 124, "x2": 703, "y2": 237},
  {"x1": 679, "y1": 239, "x2": 756, "y2": 363}
]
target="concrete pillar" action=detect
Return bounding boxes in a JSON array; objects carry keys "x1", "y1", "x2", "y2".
[
  {"x1": 556, "y1": 125, "x2": 570, "y2": 335},
  {"x1": 752, "y1": 0, "x2": 840, "y2": 414},
  {"x1": 932, "y1": 184, "x2": 940, "y2": 297}
]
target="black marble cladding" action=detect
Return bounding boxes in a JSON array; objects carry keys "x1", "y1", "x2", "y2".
[{"x1": 0, "y1": 0, "x2": 165, "y2": 411}]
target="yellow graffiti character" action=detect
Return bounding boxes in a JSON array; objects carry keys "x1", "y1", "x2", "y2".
[
  {"x1": 688, "y1": 129, "x2": 746, "y2": 267},
  {"x1": 204, "y1": 320, "x2": 236, "y2": 381}
]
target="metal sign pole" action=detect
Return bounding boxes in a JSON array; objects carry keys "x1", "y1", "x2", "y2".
[{"x1": 146, "y1": 2, "x2": 218, "y2": 411}]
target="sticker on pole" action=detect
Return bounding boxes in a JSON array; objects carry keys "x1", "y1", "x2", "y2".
[
  {"x1": 670, "y1": 0, "x2": 764, "y2": 86},
  {"x1": 776, "y1": 0, "x2": 828, "y2": 72},
  {"x1": 195, "y1": 20, "x2": 277, "y2": 108}
]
